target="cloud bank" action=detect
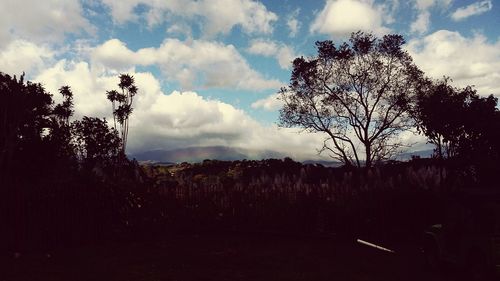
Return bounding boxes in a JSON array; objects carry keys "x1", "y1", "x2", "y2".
[
  {"x1": 100, "y1": 0, "x2": 278, "y2": 37},
  {"x1": 407, "y1": 30, "x2": 500, "y2": 97},
  {"x1": 0, "y1": 0, "x2": 94, "y2": 47},
  {"x1": 33, "y1": 60, "x2": 327, "y2": 160},
  {"x1": 92, "y1": 38, "x2": 282, "y2": 91}
]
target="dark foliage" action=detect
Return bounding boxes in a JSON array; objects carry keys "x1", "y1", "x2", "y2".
[
  {"x1": 141, "y1": 158, "x2": 444, "y2": 240},
  {"x1": 279, "y1": 31, "x2": 425, "y2": 167},
  {"x1": 0, "y1": 72, "x2": 149, "y2": 251},
  {"x1": 414, "y1": 77, "x2": 500, "y2": 187},
  {"x1": 72, "y1": 116, "x2": 122, "y2": 168},
  {"x1": 106, "y1": 74, "x2": 138, "y2": 154}
]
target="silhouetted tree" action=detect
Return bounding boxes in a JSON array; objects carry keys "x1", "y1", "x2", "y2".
[
  {"x1": 106, "y1": 74, "x2": 138, "y2": 154},
  {"x1": 456, "y1": 94, "x2": 499, "y2": 159},
  {"x1": 52, "y1": 86, "x2": 74, "y2": 127},
  {"x1": 72, "y1": 117, "x2": 121, "y2": 168},
  {"x1": 415, "y1": 79, "x2": 499, "y2": 160},
  {"x1": 413, "y1": 78, "x2": 470, "y2": 159},
  {"x1": 48, "y1": 86, "x2": 76, "y2": 161},
  {"x1": 414, "y1": 78, "x2": 500, "y2": 186},
  {"x1": 279, "y1": 32, "x2": 424, "y2": 168},
  {"x1": 454, "y1": 93, "x2": 499, "y2": 186},
  {"x1": 0, "y1": 72, "x2": 53, "y2": 186}
]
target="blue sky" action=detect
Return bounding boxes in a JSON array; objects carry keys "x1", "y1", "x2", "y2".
[{"x1": 0, "y1": 0, "x2": 499, "y2": 160}]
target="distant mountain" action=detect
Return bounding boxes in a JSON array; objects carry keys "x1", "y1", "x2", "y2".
[
  {"x1": 131, "y1": 146, "x2": 435, "y2": 165},
  {"x1": 131, "y1": 146, "x2": 286, "y2": 163}
]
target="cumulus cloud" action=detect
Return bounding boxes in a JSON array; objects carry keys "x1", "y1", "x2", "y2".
[
  {"x1": 451, "y1": 0, "x2": 493, "y2": 21},
  {"x1": 410, "y1": 0, "x2": 452, "y2": 34},
  {"x1": 0, "y1": 0, "x2": 94, "y2": 47},
  {"x1": 33, "y1": 60, "x2": 331, "y2": 160},
  {"x1": 100, "y1": 0, "x2": 278, "y2": 37},
  {"x1": 129, "y1": 85, "x2": 327, "y2": 159},
  {"x1": 251, "y1": 93, "x2": 284, "y2": 111},
  {"x1": 92, "y1": 39, "x2": 138, "y2": 71},
  {"x1": 407, "y1": 30, "x2": 500, "y2": 97},
  {"x1": 0, "y1": 40, "x2": 55, "y2": 75},
  {"x1": 247, "y1": 39, "x2": 297, "y2": 69},
  {"x1": 310, "y1": 0, "x2": 391, "y2": 37},
  {"x1": 91, "y1": 38, "x2": 282, "y2": 91},
  {"x1": 247, "y1": 39, "x2": 278, "y2": 56}
]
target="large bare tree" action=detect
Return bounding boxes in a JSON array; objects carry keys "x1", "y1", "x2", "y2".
[{"x1": 279, "y1": 32, "x2": 424, "y2": 167}]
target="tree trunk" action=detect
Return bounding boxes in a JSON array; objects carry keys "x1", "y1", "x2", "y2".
[{"x1": 365, "y1": 143, "x2": 372, "y2": 168}]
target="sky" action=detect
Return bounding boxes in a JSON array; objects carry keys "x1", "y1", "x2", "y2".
[{"x1": 0, "y1": 0, "x2": 499, "y2": 160}]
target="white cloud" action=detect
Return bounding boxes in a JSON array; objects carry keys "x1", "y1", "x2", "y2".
[
  {"x1": 276, "y1": 46, "x2": 296, "y2": 70},
  {"x1": 247, "y1": 39, "x2": 278, "y2": 56},
  {"x1": 251, "y1": 93, "x2": 284, "y2": 111},
  {"x1": 410, "y1": 10, "x2": 430, "y2": 34},
  {"x1": 132, "y1": 90, "x2": 328, "y2": 159},
  {"x1": 410, "y1": 0, "x2": 452, "y2": 34},
  {"x1": 33, "y1": 60, "x2": 332, "y2": 160},
  {"x1": 407, "y1": 30, "x2": 500, "y2": 97},
  {"x1": 0, "y1": 40, "x2": 55, "y2": 75},
  {"x1": 451, "y1": 0, "x2": 493, "y2": 21},
  {"x1": 414, "y1": 0, "x2": 451, "y2": 10},
  {"x1": 310, "y1": 0, "x2": 391, "y2": 37},
  {"x1": 129, "y1": 83, "x2": 328, "y2": 159},
  {"x1": 286, "y1": 8, "x2": 301, "y2": 37},
  {"x1": 92, "y1": 39, "x2": 138, "y2": 71},
  {"x1": 91, "y1": 38, "x2": 282, "y2": 91},
  {"x1": 166, "y1": 23, "x2": 193, "y2": 39},
  {"x1": 100, "y1": 0, "x2": 278, "y2": 37},
  {"x1": 35, "y1": 60, "x2": 116, "y2": 119},
  {"x1": 0, "y1": 0, "x2": 94, "y2": 46},
  {"x1": 130, "y1": 88, "x2": 336, "y2": 160},
  {"x1": 247, "y1": 39, "x2": 297, "y2": 69}
]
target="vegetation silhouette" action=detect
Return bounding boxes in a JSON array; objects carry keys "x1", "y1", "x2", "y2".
[
  {"x1": 279, "y1": 32, "x2": 424, "y2": 168},
  {"x1": 414, "y1": 77, "x2": 500, "y2": 188},
  {"x1": 0, "y1": 30, "x2": 499, "y2": 279},
  {"x1": 0, "y1": 72, "x2": 148, "y2": 251},
  {"x1": 106, "y1": 74, "x2": 138, "y2": 155}
]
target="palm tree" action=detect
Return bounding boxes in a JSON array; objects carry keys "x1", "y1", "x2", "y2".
[{"x1": 106, "y1": 74, "x2": 138, "y2": 155}]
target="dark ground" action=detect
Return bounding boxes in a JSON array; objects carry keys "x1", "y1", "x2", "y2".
[{"x1": 0, "y1": 234, "x2": 465, "y2": 281}]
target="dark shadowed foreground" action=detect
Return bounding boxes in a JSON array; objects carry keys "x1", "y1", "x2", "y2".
[{"x1": 2, "y1": 233, "x2": 459, "y2": 281}]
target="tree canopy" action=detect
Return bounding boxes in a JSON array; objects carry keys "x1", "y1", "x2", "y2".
[
  {"x1": 279, "y1": 32, "x2": 424, "y2": 167},
  {"x1": 413, "y1": 77, "x2": 500, "y2": 186},
  {"x1": 0, "y1": 73, "x2": 54, "y2": 185}
]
